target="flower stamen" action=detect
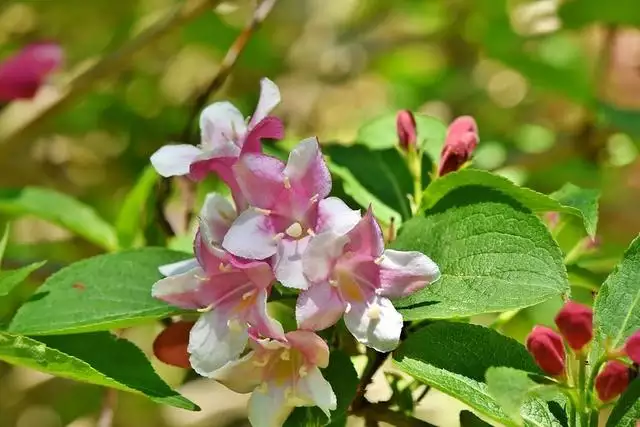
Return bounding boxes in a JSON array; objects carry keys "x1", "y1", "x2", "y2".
[
  {"x1": 367, "y1": 303, "x2": 381, "y2": 320},
  {"x1": 273, "y1": 232, "x2": 285, "y2": 242},
  {"x1": 283, "y1": 176, "x2": 291, "y2": 189},
  {"x1": 285, "y1": 222, "x2": 303, "y2": 238},
  {"x1": 254, "y1": 207, "x2": 272, "y2": 215},
  {"x1": 197, "y1": 303, "x2": 214, "y2": 313}
]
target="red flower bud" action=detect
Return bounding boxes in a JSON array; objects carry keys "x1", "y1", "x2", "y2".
[
  {"x1": 624, "y1": 331, "x2": 640, "y2": 364},
  {"x1": 396, "y1": 110, "x2": 417, "y2": 151},
  {"x1": 438, "y1": 115, "x2": 479, "y2": 176},
  {"x1": 152, "y1": 321, "x2": 194, "y2": 369},
  {"x1": 0, "y1": 42, "x2": 63, "y2": 102},
  {"x1": 554, "y1": 301, "x2": 593, "y2": 351},
  {"x1": 526, "y1": 326, "x2": 566, "y2": 376},
  {"x1": 595, "y1": 361, "x2": 629, "y2": 402}
]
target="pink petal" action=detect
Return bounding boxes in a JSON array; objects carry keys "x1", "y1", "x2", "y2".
[
  {"x1": 211, "y1": 351, "x2": 263, "y2": 393},
  {"x1": 0, "y1": 42, "x2": 63, "y2": 101},
  {"x1": 235, "y1": 259, "x2": 275, "y2": 290},
  {"x1": 302, "y1": 232, "x2": 349, "y2": 283},
  {"x1": 248, "y1": 77, "x2": 281, "y2": 128},
  {"x1": 378, "y1": 249, "x2": 440, "y2": 299},
  {"x1": 246, "y1": 289, "x2": 285, "y2": 340},
  {"x1": 222, "y1": 209, "x2": 278, "y2": 259},
  {"x1": 296, "y1": 282, "x2": 346, "y2": 331},
  {"x1": 274, "y1": 236, "x2": 311, "y2": 289},
  {"x1": 316, "y1": 197, "x2": 361, "y2": 235},
  {"x1": 286, "y1": 330, "x2": 330, "y2": 368},
  {"x1": 158, "y1": 258, "x2": 199, "y2": 277},
  {"x1": 242, "y1": 116, "x2": 285, "y2": 154},
  {"x1": 199, "y1": 101, "x2": 247, "y2": 150},
  {"x1": 151, "y1": 144, "x2": 203, "y2": 177},
  {"x1": 343, "y1": 296, "x2": 403, "y2": 353},
  {"x1": 233, "y1": 153, "x2": 286, "y2": 209},
  {"x1": 199, "y1": 193, "x2": 237, "y2": 245},
  {"x1": 283, "y1": 137, "x2": 332, "y2": 200},
  {"x1": 344, "y1": 207, "x2": 384, "y2": 257},
  {"x1": 151, "y1": 267, "x2": 208, "y2": 310}
]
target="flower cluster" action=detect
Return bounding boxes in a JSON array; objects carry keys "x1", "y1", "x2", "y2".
[
  {"x1": 526, "y1": 301, "x2": 640, "y2": 403},
  {"x1": 150, "y1": 79, "x2": 441, "y2": 426}
]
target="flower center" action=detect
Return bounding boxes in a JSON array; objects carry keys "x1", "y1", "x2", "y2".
[{"x1": 263, "y1": 348, "x2": 305, "y2": 385}]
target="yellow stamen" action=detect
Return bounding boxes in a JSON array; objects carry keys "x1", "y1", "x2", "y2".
[
  {"x1": 253, "y1": 357, "x2": 269, "y2": 367},
  {"x1": 242, "y1": 290, "x2": 256, "y2": 300},
  {"x1": 298, "y1": 366, "x2": 308, "y2": 378},
  {"x1": 280, "y1": 350, "x2": 290, "y2": 361},
  {"x1": 367, "y1": 303, "x2": 381, "y2": 320},
  {"x1": 254, "y1": 207, "x2": 272, "y2": 215},
  {"x1": 218, "y1": 263, "x2": 233, "y2": 272},
  {"x1": 285, "y1": 222, "x2": 303, "y2": 238},
  {"x1": 310, "y1": 193, "x2": 319, "y2": 203},
  {"x1": 329, "y1": 279, "x2": 339, "y2": 288},
  {"x1": 197, "y1": 304, "x2": 214, "y2": 313},
  {"x1": 227, "y1": 319, "x2": 243, "y2": 332},
  {"x1": 256, "y1": 383, "x2": 269, "y2": 393},
  {"x1": 273, "y1": 232, "x2": 285, "y2": 242},
  {"x1": 306, "y1": 228, "x2": 316, "y2": 237},
  {"x1": 374, "y1": 255, "x2": 385, "y2": 265},
  {"x1": 283, "y1": 177, "x2": 291, "y2": 189}
]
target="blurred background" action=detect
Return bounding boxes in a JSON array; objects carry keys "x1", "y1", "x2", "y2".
[{"x1": 0, "y1": 0, "x2": 639, "y2": 426}]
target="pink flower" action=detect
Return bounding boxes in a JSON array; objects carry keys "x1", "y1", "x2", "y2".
[
  {"x1": 212, "y1": 330, "x2": 336, "y2": 427},
  {"x1": 554, "y1": 301, "x2": 593, "y2": 351},
  {"x1": 624, "y1": 331, "x2": 640, "y2": 364},
  {"x1": 222, "y1": 137, "x2": 361, "y2": 289},
  {"x1": 295, "y1": 209, "x2": 440, "y2": 352},
  {"x1": 0, "y1": 42, "x2": 63, "y2": 101},
  {"x1": 438, "y1": 115, "x2": 478, "y2": 177},
  {"x1": 152, "y1": 193, "x2": 283, "y2": 376},
  {"x1": 150, "y1": 78, "x2": 284, "y2": 210},
  {"x1": 396, "y1": 110, "x2": 417, "y2": 151},
  {"x1": 595, "y1": 361, "x2": 629, "y2": 402},
  {"x1": 525, "y1": 326, "x2": 566, "y2": 376}
]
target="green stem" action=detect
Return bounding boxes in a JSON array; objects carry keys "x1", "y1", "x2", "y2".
[
  {"x1": 489, "y1": 309, "x2": 520, "y2": 330},
  {"x1": 407, "y1": 148, "x2": 423, "y2": 214},
  {"x1": 578, "y1": 354, "x2": 588, "y2": 426}
]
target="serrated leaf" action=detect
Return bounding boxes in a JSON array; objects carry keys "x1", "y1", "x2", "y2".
[
  {"x1": 394, "y1": 322, "x2": 541, "y2": 425},
  {"x1": 0, "y1": 187, "x2": 118, "y2": 251},
  {"x1": 0, "y1": 331, "x2": 198, "y2": 410},
  {"x1": 0, "y1": 261, "x2": 46, "y2": 298},
  {"x1": 421, "y1": 169, "x2": 599, "y2": 236},
  {"x1": 606, "y1": 379, "x2": 640, "y2": 427},
  {"x1": 393, "y1": 187, "x2": 568, "y2": 320},
  {"x1": 9, "y1": 248, "x2": 191, "y2": 335},
  {"x1": 460, "y1": 410, "x2": 493, "y2": 426},
  {"x1": 115, "y1": 166, "x2": 159, "y2": 249}
]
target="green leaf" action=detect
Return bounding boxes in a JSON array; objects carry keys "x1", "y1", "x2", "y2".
[
  {"x1": 421, "y1": 169, "x2": 599, "y2": 236},
  {"x1": 393, "y1": 187, "x2": 568, "y2": 320},
  {"x1": 0, "y1": 187, "x2": 118, "y2": 251},
  {"x1": 9, "y1": 248, "x2": 191, "y2": 335},
  {"x1": 606, "y1": 379, "x2": 640, "y2": 427},
  {"x1": 0, "y1": 222, "x2": 9, "y2": 266},
  {"x1": 284, "y1": 350, "x2": 358, "y2": 427},
  {"x1": 593, "y1": 234, "x2": 640, "y2": 350},
  {"x1": 460, "y1": 410, "x2": 493, "y2": 426},
  {"x1": 394, "y1": 322, "x2": 541, "y2": 425},
  {"x1": 0, "y1": 331, "x2": 198, "y2": 410},
  {"x1": 559, "y1": 0, "x2": 640, "y2": 28},
  {"x1": 115, "y1": 166, "x2": 159, "y2": 249},
  {"x1": 0, "y1": 262, "x2": 46, "y2": 298}
]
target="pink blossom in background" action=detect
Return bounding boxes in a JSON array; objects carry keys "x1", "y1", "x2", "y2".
[
  {"x1": 0, "y1": 42, "x2": 63, "y2": 102},
  {"x1": 438, "y1": 115, "x2": 479, "y2": 176}
]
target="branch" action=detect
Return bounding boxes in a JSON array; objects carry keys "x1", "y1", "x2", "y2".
[
  {"x1": 0, "y1": 0, "x2": 223, "y2": 145},
  {"x1": 96, "y1": 388, "x2": 118, "y2": 427},
  {"x1": 361, "y1": 403, "x2": 437, "y2": 427},
  {"x1": 181, "y1": 0, "x2": 279, "y2": 143},
  {"x1": 351, "y1": 349, "x2": 389, "y2": 412}
]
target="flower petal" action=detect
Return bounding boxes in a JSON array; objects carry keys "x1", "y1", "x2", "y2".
[
  {"x1": 274, "y1": 236, "x2": 310, "y2": 289},
  {"x1": 296, "y1": 282, "x2": 345, "y2": 331},
  {"x1": 248, "y1": 384, "x2": 292, "y2": 427},
  {"x1": 222, "y1": 209, "x2": 278, "y2": 259},
  {"x1": 200, "y1": 193, "x2": 237, "y2": 245},
  {"x1": 344, "y1": 207, "x2": 384, "y2": 257},
  {"x1": 378, "y1": 249, "x2": 440, "y2": 299},
  {"x1": 249, "y1": 77, "x2": 281, "y2": 128},
  {"x1": 188, "y1": 310, "x2": 249, "y2": 377},
  {"x1": 286, "y1": 330, "x2": 330, "y2": 368},
  {"x1": 0, "y1": 43, "x2": 63, "y2": 101},
  {"x1": 316, "y1": 197, "x2": 361, "y2": 235},
  {"x1": 246, "y1": 289, "x2": 285, "y2": 340},
  {"x1": 233, "y1": 153, "x2": 286, "y2": 208},
  {"x1": 344, "y1": 296, "x2": 403, "y2": 353},
  {"x1": 302, "y1": 232, "x2": 349, "y2": 283},
  {"x1": 151, "y1": 267, "x2": 206, "y2": 310},
  {"x1": 158, "y1": 258, "x2": 199, "y2": 277},
  {"x1": 242, "y1": 116, "x2": 285, "y2": 154},
  {"x1": 297, "y1": 366, "x2": 337, "y2": 418},
  {"x1": 283, "y1": 137, "x2": 332, "y2": 199},
  {"x1": 211, "y1": 351, "x2": 263, "y2": 393},
  {"x1": 199, "y1": 101, "x2": 247, "y2": 149},
  {"x1": 150, "y1": 144, "x2": 203, "y2": 177}
]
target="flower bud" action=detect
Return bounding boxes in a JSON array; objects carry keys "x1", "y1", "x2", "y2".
[
  {"x1": 396, "y1": 110, "x2": 417, "y2": 151},
  {"x1": 595, "y1": 361, "x2": 629, "y2": 402},
  {"x1": 438, "y1": 115, "x2": 479, "y2": 176},
  {"x1": 0, "y1": 42, "x2": 63, "y2": 101},
  {"x1": 554, "y1": 301, "x2": 593, "y2": 351},
  {"x1": 526, "y1": 326, "x2": 566, "y2": 376},
  {"x1": 152, "y1": 321, "x2": 194, "y2": 369},
  {"x1": 624, "y1": 331, "x2": 640, "y2": 364}
]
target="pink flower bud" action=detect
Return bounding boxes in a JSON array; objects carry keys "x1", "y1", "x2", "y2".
[
  {"x1": 554, "y1": 301, "x2": 593, "y2": 351},
  {"x1": 438, "y1": 115, "x2": 479, "y2": 176},
  {"x1": 526, "y1": 326, "x2": 566, "y2": 376},
  {"x1": 595, "y1": 361, "x2": 629, "y2": 402},
  {"x1": 0, "y1": 42, "x2": 63, "y2": 102},
  {"x1": 396, "y1": 110, "x2": 417, "y2": 151},
  {"x1": 624, "y1": 331, "x2": 640, "y2": 364},
  {"x1": 152, "y1": 321, "x2": 194, "y2": 369}
]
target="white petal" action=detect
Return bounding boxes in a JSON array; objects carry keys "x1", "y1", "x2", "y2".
[
  {"x1": 248, "y1": 384, "x2": 293, "y2": 427},
  {"x1": 222, "y1": 209, "x2": 277, "y2": 260},
  {"x1": 297, "y1": 366, "x2": 337, "y2": 418},
  {"x1": 378, "y1": 249, "x2": 441, "y2": 299},
  {"x1": 316, "y1": 197, "x2": 361, "y2": 235},
  {"x1": 302, "y1": 232, "x2": 348, "y2": 283},
  {"x1": 200, "y1": 193, "x2": 237, "y2": 245},
  {"x1": 151, "y1": 267, "x2": 204, "y2": 310},
  {"x1": 211, "y1": 351, "x2": 262, "y2": 393},
  {"x1": 158, "y1": 258, "x2": 199, "y2": 277},
  {"x1": 343, "y1": 296, "x2": 403, "y2": 353},
  {"x1": 296, "y1": 283, "x2": 345, "y2": 331},
  {"x1": 249, "y1": 77, "x2": 281, "y2": 128},
  {"x1": 188, "y1": 310, "x2": 249, "y2": 377},
  {"x1": 274, "y1": 236, "x2": 310, "y2": 289},
  {"x1": 150, "y1": 144, "x2": 202, "y2": 177},
  {"x1": 199, "y1": 101, "x2": 247, "y2": 149}
]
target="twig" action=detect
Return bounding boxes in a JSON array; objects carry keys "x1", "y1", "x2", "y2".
[
  {"x1": 0, "y1": 0, "x2": 222, "y2": 145},
  {"x1": 415, "y1": 384, "x2": 431, "y2": 403},
  {"x1": 361, "y1": 403, "x2": 437, "y2": 427},
  {"x1": 181, "y1": 0, "x2": 280, "y2": 143},
  {"x1": 96, "y1": 388, "x2": 118, "y2": 427},
  {"x1": 351, "y1": 349, "x2": 389, "y2": 412}
]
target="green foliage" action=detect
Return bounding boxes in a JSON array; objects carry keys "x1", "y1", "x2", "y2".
[
  {"x1": 550, "y1": 183, "x2": 600, "y2": 237},
  {"x1": 115, "y1": 166, "x2": 159, "y2": 249},
  {"x1": 0, "y1": 223, "x2": 9, "y2": 264},
  {"x1": 0, "y1": 187, "x2": 118, "y2": 251},
  {"x1": 459, "y1": 410, "x2": 492, "y2": 427},
  {"x1": 606, "y1": 379, "x2": 640, "y2": 427},
  {"x1": 9, "y1": 248, "x2": 190, "y2": 335},
  {"x1": 393, "y1": 187, "x2": 568, "y2": 320},
  {"x1": 0, "y1": 261, "x2": 46, "y2": 298},
  {"x1": 559, "y1": 0, "x2": 640, "y2": 28},
  {"x1": 0, "y1": 330, "x2": 198, "y2": 410}
]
